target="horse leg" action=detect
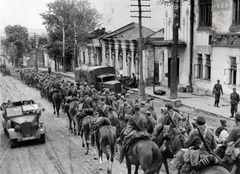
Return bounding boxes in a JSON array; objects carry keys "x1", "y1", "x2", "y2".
[
  {"x1": 102, "y1": 146, "x2": 110, "y2": 173},
  {"x1": 98, "y1": 148, "x2": 103, "y2": 170},
  {"x1": 56, "y1": 104, "x2": 60, "y2": 118},
  {"x1": 126, "y1": 157, "x2": 132, "y2": 174},
  {"x1": 53, "y1": 103, "x2": 56, "y2": 115},
  {"x1": 134, "y1": 165, "x2": 139, "y2": 174},
  {"x1": 163, "y1": 157, "x2": 170, "y2": 174},
  {"x1": 67, "y1": 112, "x2": 73, "y2": 133},
  {"x1": 109, "y1": 145, "x2": 115, "y2": 174},
  {"x1": 80, "y1": 129, "x2": 85, "y2": 148},
  {"x1": 85, "y1": 133, "x2": 90, "y2": 155}
]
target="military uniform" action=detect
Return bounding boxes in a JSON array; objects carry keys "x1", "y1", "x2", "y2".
[
  {"x1": 230, "y1": 90, "x2": 240, "y2": 118},
  {"x1": 212, "y1": 81, "x2": 223, "y2": 107},
  {"x1": 119, "y1": 103, "x2": 150, "y2": 164}
]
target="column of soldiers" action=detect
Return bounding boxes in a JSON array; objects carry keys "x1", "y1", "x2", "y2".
[{"x1": 18, "y1": 69, "x2": 240, "y2": 174}]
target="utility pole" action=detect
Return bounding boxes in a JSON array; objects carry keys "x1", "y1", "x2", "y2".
[
  {"x1": 130, "y1": 0, "x2": 151, "y2": 100},
  {"x1": 170, "y1": 0, "x2": 180, "y2": 99},
  {"x1": 63, "y1": 23, "x2": 66, "y2": 73},
  {"x1": 34, "y1": 33, "x2": 38, "y2": 71}
]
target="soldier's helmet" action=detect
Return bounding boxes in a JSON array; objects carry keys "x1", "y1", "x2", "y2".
[{"x1": 196, "y1": 116, "x2": 206, "y2": 125}]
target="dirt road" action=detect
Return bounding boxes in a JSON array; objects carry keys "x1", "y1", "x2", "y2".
[
  {"x1": 0, "y1": 68, "x2": 142, "y2": 174},
  {"x1": 0, "y1": 65, "x2": 235, "y2": 174}
]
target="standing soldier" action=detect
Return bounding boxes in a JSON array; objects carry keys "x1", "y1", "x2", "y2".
[
  {"x1": 48, "y1": 66, "x2": 51, "y2": 76},
  {"x1": 212, "y1": 79, "x2": 223, "y2": 107},
  {"x1": 230, "y1": 88, "x2": 240, "y2": 118}
]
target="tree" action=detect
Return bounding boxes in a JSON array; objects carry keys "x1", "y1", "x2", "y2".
[
  {"x1": 2, "y1": 25, "x2": 29, "y2": 67},
  {"x1": 40, "y1": 0, "x2": 101, "y2": 71}
]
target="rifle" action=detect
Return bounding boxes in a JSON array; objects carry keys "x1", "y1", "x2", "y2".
[{"x1": 196, "y1": 127, "x2": 213, "y2": 154}]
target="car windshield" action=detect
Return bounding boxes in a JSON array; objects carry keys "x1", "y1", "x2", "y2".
[
  {"x1": 6, "y1": 106, "x2": 23, "y2": 117},
  {"x1": 102, "y1": 76, "x2": 116, "y2": 82},
  {"x1": 22, "y1": 104, "x2": 38, "y2": 111}
]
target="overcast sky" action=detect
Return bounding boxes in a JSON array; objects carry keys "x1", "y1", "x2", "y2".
[{"x1": 0, "y1": 0, "x2": 165, "y2": 33}]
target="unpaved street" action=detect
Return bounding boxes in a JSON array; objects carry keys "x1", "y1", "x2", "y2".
[
  {"x1": 0, "y1": 65, "x2": 236, "y2": 174},
  {"x1": 0, "y1": 67, "x2": 140, "y2": 174}
]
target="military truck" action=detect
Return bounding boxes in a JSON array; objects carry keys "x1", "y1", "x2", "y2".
[{"x1": 75, "y1": 66, "x2": 122, "y2": 95}]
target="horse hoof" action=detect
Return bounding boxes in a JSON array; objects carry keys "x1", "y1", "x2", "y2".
[
  {"x1": 93, "y1": 157, "x2": 97, "y2": 160},
  {"x1": 85, "y1": 152, "x2": 88, "y2": 155},
  {"x1": 107, "y1": 170, "x2": 112, "y2": 174},
  {"x1": 53, "y1": 112, "x2": 55, "y2": 114},
  {"x1": 82, "y1": 144, "x2": 85, "y2": 147},
  {"x1": 99, "y1": 167, "x2": 102, "y2": 171}
]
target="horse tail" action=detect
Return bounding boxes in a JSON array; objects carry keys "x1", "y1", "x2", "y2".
[
  {"x1": 144, "y1": 144, "x2": 162, "y2": 174},
  {"x1": 107, "y1": 126, "x2": 116, "y2": 155}
]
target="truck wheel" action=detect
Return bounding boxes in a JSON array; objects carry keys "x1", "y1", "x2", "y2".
[
  {"x1": 10, "y1": 139, "x2": 17, "y2": 148},
  {"x1": 40, "y1": 134, "x2": 45, "y2": 144}
]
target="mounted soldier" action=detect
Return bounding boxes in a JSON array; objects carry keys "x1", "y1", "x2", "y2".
[{"x1": 118, "y1": 103, "x2": 150, "y2": 164}]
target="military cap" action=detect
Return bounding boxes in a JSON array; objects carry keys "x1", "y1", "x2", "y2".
[
  {"x1": 121, "y1": 95, "x2": 124, "y2": 99},
  {"x1": 100, "y1": 96, "x2": 105, "y2": 101},
  {"x1": 135, "y1": 97, "x2": 139, "y2": 101},
  {"x1": 141, "y1": 101, "x2": 145, "y2": 105},
  {"x1": 83, "y1": 82, "x2": 87, "y2": 86},
  {"x1": 71, "y1": 82, "x2": 74, "y2": 86},
  {"x1": 76, "y1": 82, "x2": 80, "y2": 86},
  {"x1": 220, "y1": 119, "x2": 226, "y2": 124},
  {"x1": 91, "y1": 85, "x2": 94, "y2": 88},
  {"x1": 105, "y1": 88, "x2": 110, "y2": 94},
  {"x1": 165, "y1": 102, "x2": 173, "y2": 109},
  {"x1": 196, "y1": 116, "x2": 206, "y2": 125},
  {"x1": 145, "y1": 110, "x2": 151, "y2": 115},
  {"x1": 125, "y1": 93, "x2": 130, "y2": 97},
  {"x1": 146, "y1": 97, "x2": 151, "y2": 101},
  {"x1": 134, "y1": 103, "x2": 140, "y2": 109},
  {"x1": 118, "y1": 93, "x2": 122, "y2": 97}
]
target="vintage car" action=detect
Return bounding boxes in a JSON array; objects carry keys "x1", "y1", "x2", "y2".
[{"x1": 1, "y1": 100, "x2": 46, "y2": 148}]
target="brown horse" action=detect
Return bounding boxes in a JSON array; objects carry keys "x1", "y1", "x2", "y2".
[
  {"x1": 125, "y1": 139, "x2": 162, "y2": 174},
  {"x1": 80, "y1": 115, "x2": 95, "y2": 155},
  {"x1": 96, "y1": 125, "x2": 116, "y2": 174},
  {"x1": 66, "y1": 100, "x2": 81, "y2": 134},
  {"x1": 52, "y1": 91, "x2": 62, "y2": 118}
]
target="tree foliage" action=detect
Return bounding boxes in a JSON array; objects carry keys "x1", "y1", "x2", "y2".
[
  {"x1": 2, "y1": 25, "x2": 29, "y2": 67},
  {"x1": 40, "y1": 0, "x2": 102, "y2": 65}
]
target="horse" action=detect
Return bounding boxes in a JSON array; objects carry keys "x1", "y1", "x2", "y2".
[
  {"x1": 125, "y1": 139, "x2": 162, "y2": 174},
  {"x1": 96, "y1": 125, "x2": 116, "y2": 174},
  {"x1": 51, "y1": 90, "x2": 62, "y2": 118},
  {"x1": 80, "y1": 114, "x2": 95, "y2": 156},
  {"x1": 66, "y1": 99, "x2": 81, "y2": 134}
]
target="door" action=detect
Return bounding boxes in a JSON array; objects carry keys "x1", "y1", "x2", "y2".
[
  {"x1": 154, "y1": 62, "x2": 159, "y2": 84},
  {"x1": 168, "y1": 58, "x2": 180, "y2": 88}
]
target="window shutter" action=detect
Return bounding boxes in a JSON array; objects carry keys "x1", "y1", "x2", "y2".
[
  {"x1": 194, "y1": 64, "x2": 199, "y2": 78},
  {"x1": 224, "y1": 69, "x2": 231, "y2": 84}
]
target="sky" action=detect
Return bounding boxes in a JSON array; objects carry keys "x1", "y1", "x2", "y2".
[{"x1": 0, "y1": 0, "x2": 166, "y2": 34}]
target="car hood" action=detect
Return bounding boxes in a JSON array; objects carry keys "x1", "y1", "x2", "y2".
[
  {"x1": 10, "y1": 115, "x2": 37, "y2": 124},
  {"x1": 103, "y1": 80, "x2": 120, "y2": 85}
]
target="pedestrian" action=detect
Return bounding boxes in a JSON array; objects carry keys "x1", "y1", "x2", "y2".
[
  {"x1": 230, "y1": 88, "x2": 240, "y2": 118},
  {"x1": 212, "y1": 79, "x2": 223, "y2": 107}
]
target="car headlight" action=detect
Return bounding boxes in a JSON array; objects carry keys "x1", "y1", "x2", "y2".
[
  {"x1": 15, "y1": 125, "x2": 20, "y2": 132},
  {"x1": 33, "y1": 122, "x2": 39, "y2": 129}
]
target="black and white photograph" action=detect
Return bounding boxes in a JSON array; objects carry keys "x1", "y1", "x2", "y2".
[{"x1": 1, "y1": 0, "x2": 240, "y2": 174}]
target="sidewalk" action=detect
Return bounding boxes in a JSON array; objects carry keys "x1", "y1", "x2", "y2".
[{"x1": 38, "y1": 67, "x2": 232, "y2": 119}]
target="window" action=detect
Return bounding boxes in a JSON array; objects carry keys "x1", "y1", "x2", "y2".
[
  {"x1": 230, "y1": 57, "x2": 237, "y2": 85},
  {"x1": 194, "y1": 54, "x2": 203, "y2": 79},
  {"x1": 233, "y1": 0, "x2": 240, "y2": 25},
  {"x1": 199, "y1": 0, "x2": 212, "y2": 27},
  {"x1": 205, "y1": 55, "x2": 211, "y2": 80},
  {"x1": 225, "y1": 57, "x2": 237, "y2": 85}
]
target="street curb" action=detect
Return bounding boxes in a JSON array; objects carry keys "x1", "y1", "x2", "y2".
[{"x1": 129, "y1": 88, "x2": 232, "y2": 121}]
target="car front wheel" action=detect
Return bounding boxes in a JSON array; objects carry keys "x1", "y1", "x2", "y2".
[
  {"x1": 10, "y1": 139, "x2": 17, "y2": 148},
  {"x1": 40, "y1": 134, "x2": 45, "y2": 144}
]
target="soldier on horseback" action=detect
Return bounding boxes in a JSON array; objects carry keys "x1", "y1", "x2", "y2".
[
  {"x1": 118, "y1": 103, "x2": 150, "y2": 164},
  {"x1": 92, "y1": 96, "x2": 111, "y2": 132},
  {"x1": 178, "y1": 116, "x2": 218, "y2": 174}
]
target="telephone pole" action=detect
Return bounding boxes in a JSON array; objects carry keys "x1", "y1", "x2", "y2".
[
  {"x1": 34, "y1": 33, "x2": 38, "y2": 71},
  {"x1": 170, "y1": 0, "x2": 180, "y2": 99},
  {"x1": 130, "y1": 0, "x2": 151, "y2": 100}
]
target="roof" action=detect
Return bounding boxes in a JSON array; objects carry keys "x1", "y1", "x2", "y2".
[
  {"x1": 103, "y1": 80, "x2": 121, "y2": 85},
  {"x1": 75, "y1": 65, "x2": 111, "y2": 71},
  {"x1": 101, "y1": 22, "x2": 155, "y2": 39}
]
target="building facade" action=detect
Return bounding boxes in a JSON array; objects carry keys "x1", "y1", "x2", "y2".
[{"x1": 163, "y1": 0, "x2": 240, "y2": 95}]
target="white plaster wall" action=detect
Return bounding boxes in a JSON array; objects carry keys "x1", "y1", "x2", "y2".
[{"x1": 194, "y1": 47, "x2": 240, "y2": 96}]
